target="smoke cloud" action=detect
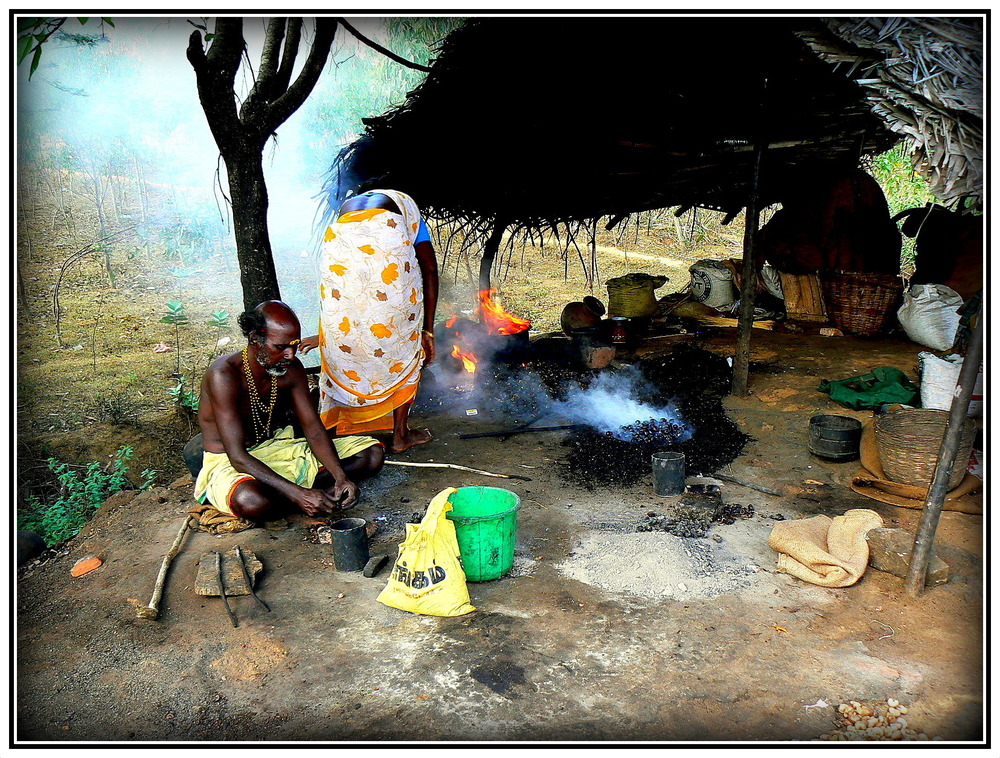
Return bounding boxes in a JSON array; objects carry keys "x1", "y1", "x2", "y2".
[
  {"x1": 17, "y1": 15, "x2": 427, "y2": 342},
  {"x1": 550, "y1": 367, "x2": 692, "y2": 441}
]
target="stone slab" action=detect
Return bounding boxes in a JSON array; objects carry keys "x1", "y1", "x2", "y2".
[{"x1": 866, "y1": 527, "x2": 949, "y2": 585}]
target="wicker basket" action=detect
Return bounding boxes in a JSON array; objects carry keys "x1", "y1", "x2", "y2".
[
  {"x1": 819, "y1": 271, "x2": 904, "y2": 336},
  {"x1": 875, "y1": 408, "x2": 975, "y2": 490}
]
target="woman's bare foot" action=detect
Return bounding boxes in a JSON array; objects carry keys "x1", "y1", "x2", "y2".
[{"x1": 391, "y1": 427, "x2": 434, "y2": 453}]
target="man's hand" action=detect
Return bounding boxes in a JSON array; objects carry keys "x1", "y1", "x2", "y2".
[
  {"x1": 294, "y1": 479, "x2": 359, "y2": 516},
  {"x1": 299, "y1": 335, "x2": 320, "y2": 354},
  {"x1": 295, "y1": 487, "x2": 334, "y2": 517},
  {"x1": 325, "y1": 478, "x2": 359, "y2": 510}
]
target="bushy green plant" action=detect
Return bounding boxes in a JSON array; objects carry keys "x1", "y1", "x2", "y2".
[
  {"x1": 169, "y1": 376, "x2": 200, "y2": 414},
  {"x1": 17, "y1": 446, "x2": 138, "y2": 546}
]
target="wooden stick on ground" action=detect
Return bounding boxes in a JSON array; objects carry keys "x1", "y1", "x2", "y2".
[
  {"x1": 136, "y1": 516, "x2": 192, "y2": 620},
  {"x1": 713, "y1": 473, "x2": 784, "y2": 497},
  {"x1": 383, "y1": 460, "x2": 531, "y2": 481}
]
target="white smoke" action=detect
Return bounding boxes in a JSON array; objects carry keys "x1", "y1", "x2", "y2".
[{"x1": 550, "y1": 367, "x2": 692, "y2": 441}]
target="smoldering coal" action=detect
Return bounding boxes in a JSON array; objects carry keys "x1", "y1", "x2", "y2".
[
  {"x1": 561, "y1": 346, "x2": 751, "y2": 489},
  {"x1": 562, "y1": 418, "x2": 691, "y2": 489},
  {"x1": 549, "y1": 367, "x2": 692, "y2": 442}
]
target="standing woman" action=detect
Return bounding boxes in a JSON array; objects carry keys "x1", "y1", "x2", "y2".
[{"x1": 300, "y1": 189, "x2": 438, "y2": 452}]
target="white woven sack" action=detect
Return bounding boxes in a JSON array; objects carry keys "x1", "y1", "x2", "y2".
[
  {"x1": 917, "y1": 352, "x2": 983, "y2": 418},
  {"x1": 897, "y1": 284, "x2": 963, "y2": 352},
  {"x1": 761, "y1": 264, "x2": 784, "y2": 300},
  {"x1": 689, "y1": 260, "x2": 737, "y2": 310}
]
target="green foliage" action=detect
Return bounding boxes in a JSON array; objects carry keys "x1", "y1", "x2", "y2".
[
  {"x1": 169, "y1": 376, "x2": 200, "y2": 414},
  {"x1": 161, "y1": 301, "x2": 188, "y2": 376},
  {"x1": 869, "y1": 142, "x2": 936, "y2": 271},
  {"x1": 870, "y1": 143, "x2": 937, "y2": 217},
  {"x1": 160, "y1": 300, "x2": 189, "y2": 325},
  {"x1": 17, "y1": 446, "x2": 136, "y2": 546},
  {"x1": 16, "y1": 16, "x2": 114, "y2": 78},
  {"x1": 207, "y1": 310, "x2": 230, "y2": 329},
  {"x1": 303, "y1": 18, "x2": 465, "y2": 162},
  {"x1": 869, "y1": 143, "x2": 938, "y2": 270}
]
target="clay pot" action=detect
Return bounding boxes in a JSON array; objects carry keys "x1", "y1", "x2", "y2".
[{"x1": 561, "y1": 301, "x2": 601, "y2": 336}]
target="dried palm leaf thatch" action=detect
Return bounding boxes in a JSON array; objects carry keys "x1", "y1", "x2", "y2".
[
  {"x1": 323, "y1": 17, "x2": 898, "y2": 247},
  {"x1": 796, "y1": 16, "x2": 983, "y2": 205}
]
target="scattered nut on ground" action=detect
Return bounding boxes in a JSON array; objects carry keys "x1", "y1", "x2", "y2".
[{"x1": 818, "y1": 698, "x2": 941, "y2": 741}]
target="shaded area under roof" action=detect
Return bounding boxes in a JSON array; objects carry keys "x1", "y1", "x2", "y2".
[{"x1": 329, "y1": 17, "x2": 900, "y2": 229}]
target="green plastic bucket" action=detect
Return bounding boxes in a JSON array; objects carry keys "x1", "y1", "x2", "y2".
[{"x1": 446, "y1": 486, "x2": 521, "y2": 581}]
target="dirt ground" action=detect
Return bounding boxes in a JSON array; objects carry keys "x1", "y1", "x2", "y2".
[{"x1": 15, "y1": 327, "x2": 984, "y2": 744}]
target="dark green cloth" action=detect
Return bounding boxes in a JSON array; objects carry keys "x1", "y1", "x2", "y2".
[{"x1": 817, "y1": 367, "x2": 919, "y2": 410}]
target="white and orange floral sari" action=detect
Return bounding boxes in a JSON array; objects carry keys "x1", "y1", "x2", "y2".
[{"x1": 317, "y1": 189, "x2": 426, "y2": 434}]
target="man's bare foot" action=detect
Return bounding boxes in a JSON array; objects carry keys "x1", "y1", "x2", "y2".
[{"x1": 391, "y1": 427, "x2": 433, "y2": 453}]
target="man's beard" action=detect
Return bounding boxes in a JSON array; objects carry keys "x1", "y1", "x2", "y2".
[{"x1": 256, "y1": 349, "x2": 290, "y2": 377}]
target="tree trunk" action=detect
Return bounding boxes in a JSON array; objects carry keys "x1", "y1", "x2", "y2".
[
  {"x1": 186, "y1": 18, "x2": 338, "y2": 311},
  {"x1": 478, "y1": 217, "x2": 508, "y2": 292},
  {"x1": 131, "y1": 150, "x2": 149, "y2": 224},
  {"x1": 227, "y1": 154, "x2": 281, "y2": 310}
]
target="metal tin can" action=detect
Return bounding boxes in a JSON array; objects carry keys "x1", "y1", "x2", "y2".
[{"x1": 610, "y1": 317, "x2": 629, "y2": 344}]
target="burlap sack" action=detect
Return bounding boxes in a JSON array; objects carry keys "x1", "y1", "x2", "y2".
[{"x1": 768, "y1": 509, "x2": 884, "y2": 587}]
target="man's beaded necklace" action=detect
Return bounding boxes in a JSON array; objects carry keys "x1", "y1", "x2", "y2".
[{"x1": 242, "y1": 346, "x2": 278, "y2": 446}]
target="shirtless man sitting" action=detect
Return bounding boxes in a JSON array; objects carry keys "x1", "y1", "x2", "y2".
[{"x1": 194, "y1": 300, "x2": 385, "y2": 521}]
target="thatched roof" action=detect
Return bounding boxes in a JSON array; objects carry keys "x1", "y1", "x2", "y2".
[
  {"x1": 328, "y1": 17, "x2": 901, "y2": 236},
  {"x1": 796, "y1": 16, "x2": 983, "y2": 205}
]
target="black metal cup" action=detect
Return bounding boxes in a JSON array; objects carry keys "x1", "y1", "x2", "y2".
[{"x1": 330, "y1": 517, "x2": 370, "y2": 572}]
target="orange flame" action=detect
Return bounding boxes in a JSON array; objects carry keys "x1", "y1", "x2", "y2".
[
  {"x1": 451, "y1": 344, "x2": 478, "y2": 373},
  {"x1": 478, "y1": 289, "x2": 531, "y2": 335},
  {"x1": 444, "y1": 315, "x2": 457, "y2": 328}
]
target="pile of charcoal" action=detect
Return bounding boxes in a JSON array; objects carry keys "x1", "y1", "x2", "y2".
[
  {"x1": 563, "y1": 418, "x2": 689, "y2": 488},
  {"x1": 638, "y1": 511, "x2": 713, "y2": 538},
  {"x1": 561, "y1": 346, "x2": 751, "y2": 489}
]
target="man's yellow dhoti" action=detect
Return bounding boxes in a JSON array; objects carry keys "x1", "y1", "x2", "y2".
[{"x1": 193, "y1": 426, "x2": 379, "y2": 514}]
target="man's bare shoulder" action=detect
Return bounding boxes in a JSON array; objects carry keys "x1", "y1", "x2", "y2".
[{"x1": 205, "y1": 352, "x2": 243, "y2": 384}]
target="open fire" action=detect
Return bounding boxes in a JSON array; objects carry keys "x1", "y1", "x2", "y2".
[
  {"x1": 451, "y1": 344, "x2": 478, "y2": 373},
  {"x1": 441, "y1": 290, "x2": 532, "y2": 376},
  {"x1": 477, "y1": 288, "x2": 531, "y2": 336}
]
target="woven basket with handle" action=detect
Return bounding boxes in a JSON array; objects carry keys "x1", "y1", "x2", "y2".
[
  {"x1": 874, "y1": 408, "x2": 975, "y2": 490},
  {"x1": 819, "y1": 271, "x2": 903, "y2": 336}
]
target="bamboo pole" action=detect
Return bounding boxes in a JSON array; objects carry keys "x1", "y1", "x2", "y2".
[
  {"x1": 904, "y1": 314, "x2": 983, "y2": 596},
  {"x1": 732, "y1": 77, "x2": 769, "y2": 397}
]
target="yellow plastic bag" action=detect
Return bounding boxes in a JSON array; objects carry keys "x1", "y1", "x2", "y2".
[{"x1": 377, "y1": 488, "x2": 476, "y2": 617}]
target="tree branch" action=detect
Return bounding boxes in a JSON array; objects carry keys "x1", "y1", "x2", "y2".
[
  {"x1": 256, "y1": 17, "x2": 287, "y2": 91},
  {"x1": 336, "y1": 17, "x2": 433, "y2": 72},
  {"x1": 263, "y1": 18, "x2": 338, "y2": 134},
  {"x1": 186, "y1": 25, "x2": 244, "y2": 156},
  {"x1": 273, "y1": 18, "x2": 302, "y2": 94},
  {"x1": 203, "y1": 18, "x2": 244, "y2": 81}
]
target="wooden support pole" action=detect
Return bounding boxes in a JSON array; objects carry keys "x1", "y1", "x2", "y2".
[
  {"x1": 478, "y1": 216, "x2": 508, "y2": 292},
  {"x1": 904, "y1": 314, "x2": 983, "y2": 596},
  {"x1": 732, "y1": 78, "x2": 768, "y2": 397}
]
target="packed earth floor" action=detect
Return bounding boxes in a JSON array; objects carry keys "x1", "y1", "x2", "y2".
[{"x1": 16, "y1": 329, "x2": 983, "y2": 743}]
